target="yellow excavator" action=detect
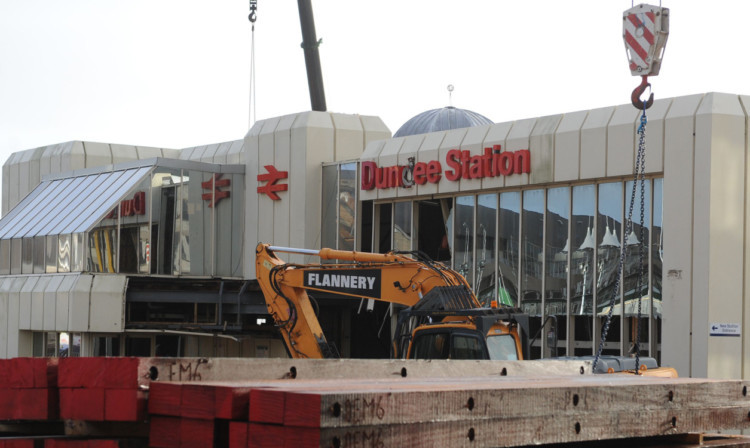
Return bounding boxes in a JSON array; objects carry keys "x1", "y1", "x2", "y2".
[
  {"x1": 255, "y1": 243, "x2": 527, "y2": 361},
  {"x1": 255, "y1": 243, "x2": 676, "y2": 376}
]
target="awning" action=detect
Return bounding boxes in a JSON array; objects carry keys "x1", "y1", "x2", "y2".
[{"x1": 0, "y1": 166, "x2": 152, "y2": 239}]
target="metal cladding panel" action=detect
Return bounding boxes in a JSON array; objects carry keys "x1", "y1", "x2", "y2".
[
  {"x1": 67, "y1": 141, "x2": 86, "y2": 172},
  {"x1": 135, "y1": 145, "x2": 163, "y2": 159},
  {"x1": 643, "y1": 98, "x2": 672, "y2": 173},
  {"x1": 3, "y1": 277, "x2": 22, "y2": 357},
  {"x1": 0, "y1": 277, "x2": 9, "y2": 358},
  {"x1": 179, "y1": 146, "x2": 197, "y2": 160},
  {"x1": 504, "y1": 118, "x2": 536, "y2": 187},
  {"x1": 376, "y1": 138, "x2": 405, "y2": 200},
  {"x1": 43, "y1": 275, "x2": 64, "y2": 331},
  {"x1": 396, "y1": 134, "x2": 425, "y2": 199},
  {"x1": 187, "y1": 145, "x2": 208, "y2": 162},
  {"x1": 55, "y1": 274, "x2": 78, "y2": 332},
  {"x1": 529, "y1": 114, "x2": 562, "y2": 185},
  {"x1": 110, "y1": 144, "x2": 138, "y2": 165},
  {"x1": 2, "y1": 157, "x2": 11, "y2": 215},
  {"x1": 51, "y1": 143, "x2": 68, "y2": 174},
  {"x1": 225, "y1": 139, "x2": 244, "y2": 164},
  {"x1": 360, "y1": 115, "x2": 392, "y2": 146},
  {"x1": 257, "y1": 117, "x2": 281, "y2": 249},
  {"x1": 700, "y1": 93, "x2": 746, "y2": 380},
  {"x1": 437, "y1": 129, "x2": 469, "y2": 195},
  {"x1": 25, "y1": 176, "x2": 89, "y2": 238},
  {"x1": 660, "y1": 94, "x2": 702, "y2": 376},
  {"x1": 554, "y1": 110, "x2": 588, "y2": 182},
  {"x1": 15, "y1": 276, "x2": 33, "y2": 331},
  {"x1": 480, "y1": 122, "x2": 512, "y2": 190},
  {"x1": 17, "y1": 146, "x2": 34, "y2": 204},
  {"x1": 38, "y1": 145, "x2": 55, "y2": 179},
  {"x1": 415, "y1": 132, "x2": 446, "y2": 197},
  {"x1": 458, "y1": 124, "x2": 491, "y2": 192},
  {"x1": 273, "y1": 114, "x2": 296, "y2": 249},
  {"x1": 89, "y1": 275, "x2": 126, "y2": 333},
  {"x1": 82, "y1": 142, "x2": 112, "y2": 168},
  {"x1": 68, "y1": 274, "x2": 93, "y2": 332},
  {"x1": 359, "y1": 140, "x2": 386, "y2": 202},
  {"x1": 580, "y1": 106, "x2": 615, "y2": 180},
  {"x1": 331, "y1": 113, "x2": 365, "y2": 161},
  {"x1": 606, "y1": 105, "x2": 640, "y2": 177},
  {"x1": 28, "y1": 146, "x2": 47, "y2": 198},
  {"x1": 212, "y1": 141, "x2": 231, "y2": 164},
  {"x1": 200, "y1": 144, "x2": 220, "y2": 163},
  {"x1": 8, "y1": 151, "x2": 20, "y2": 211},
  {"x1": 30, "y1": 275, "x2": 51, "y2": 331},
  {"x1": 243, "y1": 120, "x2": 263, "y2": 280}
]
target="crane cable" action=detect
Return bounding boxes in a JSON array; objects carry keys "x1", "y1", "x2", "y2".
[
  {"x1": 593, "y1": 105, "x2": 648, "y2": 374},
  {"x1": 248, "y1": 1, "x2": 258, "y2": 128}
]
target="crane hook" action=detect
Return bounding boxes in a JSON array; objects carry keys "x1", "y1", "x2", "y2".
[{"x1": 631, "y1": 75, "x2": 653, "y2": 110}]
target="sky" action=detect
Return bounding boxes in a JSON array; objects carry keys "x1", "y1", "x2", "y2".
[{"x1": 1, "y1": 0, "x2": 749, "y2": 167}]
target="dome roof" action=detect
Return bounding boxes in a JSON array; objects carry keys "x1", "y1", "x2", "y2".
[{"x1": 393, "y1": 106, "x2": 493, "y2": 138}]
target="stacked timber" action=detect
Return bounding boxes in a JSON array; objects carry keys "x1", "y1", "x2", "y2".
[
  {"x1": 2, "y1": 357, "x2": 750, "y2": 447},
  {"x1": 0, "y1": 358, "x2": 59, "y2": 421}
]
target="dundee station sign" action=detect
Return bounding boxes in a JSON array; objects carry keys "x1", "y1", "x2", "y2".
[{"x1": 361, "y1": 145, "x2": 531, "y2": 191}]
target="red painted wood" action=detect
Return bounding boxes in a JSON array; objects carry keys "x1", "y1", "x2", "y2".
[
  {"x1": 283, "y1": 392, "x2": 322, "y2": 427},
  {"x1": 13, "y1": 388, "x2": 58, "y2": 420},
  {"x1": 214, "y1": 386, "x2": 251, "y2": 420},
  {"x1": 0, "y1": 387, "x2": 14, "y2": 420},
  {"x1": 247, "y1": 423, "x2": 285, "y2": 448},
  {"x1": 8, "y1": 358, "x2": 35, "y2": 388},
  {"x1": 283, "y1": 426, "x2": 320, "y2": 448},
  {"x1": 0, "y1": 359, "x2": 9, "y2": 385},
  {"x1": 149, "y1": 416, "x2": 181, "y2": 448},
  {"x1": 148, "y1": 382, "x2": 182, "y2": 417},
  {"x1": 100, "y1": 358, "x2": 140, "y2": 389},
  {"x1": 32, "y1": 358, "x2": 58, "y2": 389},
  {"x1": 248, "y1": 389, "x2": 284, "y2": 424},
  {"x1": 6, "y1": 441, "x2": 37, "y2": 448},
  {"x1": 68, "y1": 388, "x2": 105, "y2": 421},
  {"x1": 58, "y1": 358, "x2": 89, "y2": 388},
  {"x1": 179, "y1": 417, "x2": 214, "y2": 448},
  {"x1": 228, "y1": 421, "x2": 249, "y2": 448},
  {"x1": 104, "y1": 389, "x2": 146, "y2": 421},
  {"x1": 180, "y1": 384, "x2": 215, "y2": 420}
]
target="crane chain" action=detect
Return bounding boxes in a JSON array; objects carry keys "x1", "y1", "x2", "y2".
[{"x1": 593, "y1": 106, "x2": 648, "y2": 374}]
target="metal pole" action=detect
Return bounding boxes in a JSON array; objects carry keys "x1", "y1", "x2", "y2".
[{"x1": 297, "y1": 0, "x2": 327, "y2": 111}]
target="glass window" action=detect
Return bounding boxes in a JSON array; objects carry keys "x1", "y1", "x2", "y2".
[
  {"x1": 571, "y1": 185, "x2": 596, "y2": 356},
  {"x1": 411, "y1": 332, "x2": 450, "y2": 359},
  {"x1": 545, "y1": 187, "x2": 569, "y2": 356},
  {"x1": 45, "y1": 332, "x2": 57, "y2": 357},
  {"x1": 624, "y1": 179, "x2": 651, "y2": 358},
  {"x1": 451, "y1": 334, "x2": 485, "y2": 360},
  {"x1": 597, "y1": 182, "x2": 623, "y2": 355},
  {"x1": 475, "y1": 194, "x2": 497, "y2": 306},
  {"x1": 182, "y1": 170, "x2": 211, "y2": 276},
  {"x1": 455, "y1": 196, "x2": 475, "y2": 286},
  {"x1": 33, "y1": 332, "x2": 44, "y2": 357},
  {"x1": 230, "y1": 173, "x2": 245, "y2": 277},
  {"x1": 117, "y1": 174, "x2": 152, "y2": 274},
  {"x1": 498, "y1": 192, "x2": 520, "y2": 307},
  {"x1": 25, "y1": 177, "x2": 84, "y2": 238},
  {"x1": 88, "y1": 209, "x2": 117, "y2": 273},
  {"x1": 45, "y1": 235, "x2": 58, "y2": 273},
  {"x1": 321, "y1": 165, "x2": 338, "y2": 250},
  {"x1": 376, "y1": 203, "x2": 392, "y2": 253},
  {"x1": 33, "y1": 235, "x2": 45, "y2": 274},
  {"x1": 339, "y1": 163, "x2": 357, "y2": 251},
  {"x1": 393, "y1": 202, "x2": 412, "y2": 252},
  {"x1": 521, "y1": 190, "x2": 544, "y2": 315},
  {"x1": 70, "y1": 233, "x2": 84, "y2": 272},
  {"x1": 214, "y1": 172, "x2": 237, "y2": 277},
  {"x1": 486, "y1": 334, "x2": 519, "y2": 360},
  {"x1": 652, "y1": 178, "x2": 663, "y2": 361},
  {"x1": 151, "y1": 168, "x2": 181, "y2": 275},
  {"x1": 22, "y1": 237, "x2": 33, "y2": 274},
  {"x1": 10, "y1": 238, "x2": 21, "y2": 275},
  {"x1": 93, "y1": 335, "x2": 121, "y2": 356},
  {"x1": 0, "y1": 239, "x2": 10, "y2": 275}
]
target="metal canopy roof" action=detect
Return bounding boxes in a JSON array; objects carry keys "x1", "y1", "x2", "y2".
[{"x1": 0, "y1": 166, "x2": 152, "y2": 240}]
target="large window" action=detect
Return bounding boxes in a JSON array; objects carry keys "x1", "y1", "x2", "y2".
[{"x1": 365, "y1": 177, "x2": 664, "y2": 361}]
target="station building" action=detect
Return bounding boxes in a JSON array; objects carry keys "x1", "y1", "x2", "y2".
[{"x1": 0, "y1": 92, "x2": 748, "y2": 379}]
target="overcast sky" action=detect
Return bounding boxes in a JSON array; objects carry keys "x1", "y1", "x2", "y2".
[{"x1": 1, "y1": 0, "x2": 749, "y2": 167}]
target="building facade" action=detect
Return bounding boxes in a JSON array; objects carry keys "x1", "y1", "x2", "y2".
[{"x1": 1, "y1": 93, "x2": 749, "y2": 380}]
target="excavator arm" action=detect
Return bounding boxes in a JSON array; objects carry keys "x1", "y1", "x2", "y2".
[{"x1": 255, "y1": 243, "x2": 483, "y2": 358}]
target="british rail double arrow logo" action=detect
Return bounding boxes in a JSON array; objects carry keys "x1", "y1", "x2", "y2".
[
  {"x1": 257, "y1": 165, "x2": 289, "y2": 201},
  {"x1": 201, "y1": 173, "x2": 231, "y2": 207}
]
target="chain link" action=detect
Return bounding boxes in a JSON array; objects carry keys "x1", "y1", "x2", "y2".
[{"x1": 593, "y1": 106, "x2": 648, "y2": 373}]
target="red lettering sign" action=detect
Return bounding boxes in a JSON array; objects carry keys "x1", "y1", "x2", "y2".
[
  {"x1": 361, "y1": 146, "x2": 530, "y2": 191},
  {"x1": 202, "y1": 173, "x2": 231, "y2": 207},
  {"x1": 105, "y1": 191, "x2": 147, "y2": 219}
]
